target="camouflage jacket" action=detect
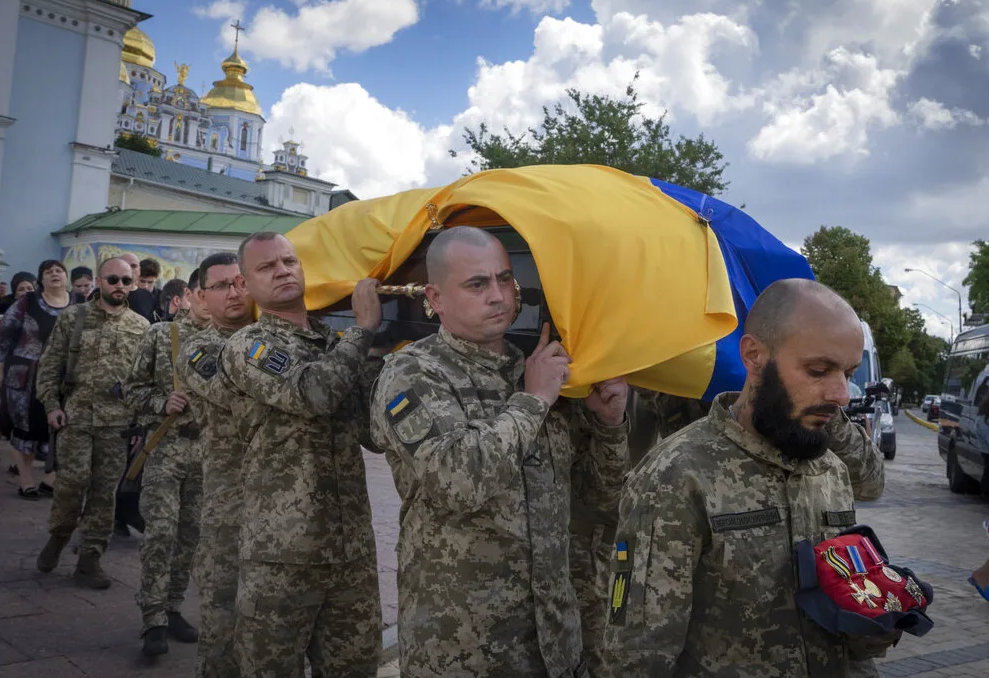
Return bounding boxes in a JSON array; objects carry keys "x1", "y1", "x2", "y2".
[
  {"x1": 602, "y1": 392, "x2": 885, "y2": 678},
  {"x1": 216, "y1": 313, "x2": 381, "y2": 565},
  {"x1": 124, "y1": 309, "x2": 207, "y2": 433},
  {"x1": 370, "y1": 326, "x2": 629, "y2": 678},
  {"x1": 176, "y1": 323, "x2": 259, "y2": 521},
  {"x1": 37, "y1": 300, "x2": 149, "y2": 427}
]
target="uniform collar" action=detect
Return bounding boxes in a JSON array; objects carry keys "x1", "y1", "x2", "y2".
[
  {"x1": 711, "y1": 392, "x2": 835, "y2": 475},
  {"x1": 90, "y1": 297, "x2": 129, "y2": 318},
  {"x1": 438, "y1": 325, "x2": 525, "y2": 380},
  {"x1": 259, "y1": 310, "x2": 327, "y2": 340}
]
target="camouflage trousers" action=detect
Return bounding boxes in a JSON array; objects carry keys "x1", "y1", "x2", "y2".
[
  {"x1": 570, "y1": 526, "x2": 617, "y2": 676},
  {"x1": 48, "y1": 424, "x2": 127, "y2": 556},
  {"x1": 234, "y1": 559, "x2": 382, "y2": 678},
  {"x1": 136, "y1": 434, "x2": 203, "y2": 634},
  {"x1": 193, "y1": 471, "x2": 243, "y2": 678}
]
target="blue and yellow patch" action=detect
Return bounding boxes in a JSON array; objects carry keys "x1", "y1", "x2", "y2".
[
  {"x1": 189, "y1": 349, "x2": 205, "y2": 364},
  {"x1": 387, "y1": 393, "x2": 411, "y2": 417},
  {"x1": 249, "y1": 341, "x2": 266, "y2": 361},
  {"x1": 245, "y1": 339, "x2": 291, "y2": 377}
]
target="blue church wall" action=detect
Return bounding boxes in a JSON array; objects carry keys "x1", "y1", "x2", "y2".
[{"x1": 0, "y1": 18, "x2": 83, "y2": 279}]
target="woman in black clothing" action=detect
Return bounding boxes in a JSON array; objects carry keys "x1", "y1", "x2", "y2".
[{"x1": 0, "y1": 261, "x2": 73, "y2": 498}]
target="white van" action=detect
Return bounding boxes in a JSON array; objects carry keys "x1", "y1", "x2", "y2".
[{"x1": 849, "y1": 321, "x2": 883, "y2": 448}]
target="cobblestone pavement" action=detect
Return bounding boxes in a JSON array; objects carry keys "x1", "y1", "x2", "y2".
[
  {"x1": 0, "y1": 446, "x2": 400, "y2": 677},
  {"x1": 3, "y1": 413, "x2": 988, "y2": 677}
]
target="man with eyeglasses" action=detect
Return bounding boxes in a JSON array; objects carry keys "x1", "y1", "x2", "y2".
[
  {"x1": 125, "y1": 267, "x2": 213, "y2": 656},
  {"x1": 177, "y1": 251, "x2": 261, "y2": 678},
  {"x1": 34, "y1": 257, "x2": 150, "y2": 588}
]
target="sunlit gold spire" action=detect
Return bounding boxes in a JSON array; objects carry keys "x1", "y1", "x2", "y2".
[{"x1": 199, "y1": 19, "x2": 262, "y2": 116}]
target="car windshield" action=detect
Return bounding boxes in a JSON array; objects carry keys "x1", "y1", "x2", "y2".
[
  {"x1": 848, "y1": 382, "x2": 863, "y2": 399},
  {"x1": 851, "y1": 351, "x2": 871, "y2": 389}
]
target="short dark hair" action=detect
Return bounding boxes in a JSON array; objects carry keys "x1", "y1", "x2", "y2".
[
  {"x1": 744, "y1": 279, "x2": 857, "y2": 352},
  {"x1": 139, "y1": 258, "x2": 161, "y2": 279},
  {"x1": 161, "y1": 279, "x2": 187, "y2": 309},
  {"x1": 237, "y1": 232, "x2": 282, "y2": 272},
  {"x1": 188, "y1": 268, "x2": 201, "y2": 291},
  {"x1": 199, "y1": 252, "x2": 238, "y2": 288},
  {"x1": 37, "y1": 260, "x2": 67, "y2": 288},
  {"x1": 70, "y1": 266, "x2": 93, "y2": 282}
]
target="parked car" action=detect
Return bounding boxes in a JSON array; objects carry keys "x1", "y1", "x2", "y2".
[
  {"x1": 937, "y1": 324, "x2": 989, "y2": 494},
  {"x1": 922, "y1": 394, "x2": 937, "y2": 413},
  {"x1": 927, "y1": 397, "x2": 941, "y2": 422},
  {"x1": 848, "y1": 322, "x2": 883, "y2": 448},
  {"x1": 878, "y1": 399, "x2": 896, "y2": 460}
]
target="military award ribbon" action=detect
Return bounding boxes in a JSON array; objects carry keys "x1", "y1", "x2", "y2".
[
  {"x1": 823, "y1": 546, "x2": 880, "y2": 609},
  {"x1": 860, "y1": 536, "x2": 885, "y2": 566},
  {"x1": 846, "y1": 545, "x2": 868, "y2": 574},
  {"x1": 823, "y1": 546, "x2": 853, "y2": 580}
]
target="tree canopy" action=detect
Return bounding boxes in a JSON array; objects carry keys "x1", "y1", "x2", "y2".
[
  {"x1": 802, "y1": 226, "x2": 948, "y2": 397},
  {"x1": 451, "y1": 76, "x2": 730, "y2": 196},
  {"x1": 114, "y1": 133, "x2": 162, "y2": 158},
  {"x1": 963, "y1": 239, "x2": 989, "y2": 317}
]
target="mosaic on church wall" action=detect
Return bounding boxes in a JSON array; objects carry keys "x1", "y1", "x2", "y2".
[{"x1": 62, "y1": 243, "x2": 232, "y2": 283}]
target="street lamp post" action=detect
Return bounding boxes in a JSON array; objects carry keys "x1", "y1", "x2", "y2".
[
  {"x1": 904, "y1": 268, "x2": 964, "y2": 332},
  {"x1": 912, "y1": 303, "x2": 954, "y2": 343}
]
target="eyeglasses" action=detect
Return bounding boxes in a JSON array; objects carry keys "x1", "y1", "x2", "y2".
[
  {"x1": 104, "y1": 276, "x2": 133, "y2": 287},
  {"x1": 204, "y1": 281, "x2": 238, "y2": 293}
]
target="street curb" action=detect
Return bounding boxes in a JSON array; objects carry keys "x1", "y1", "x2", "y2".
[{"x1": 905, "y1": 409, "x2": 939, "y2": 432}]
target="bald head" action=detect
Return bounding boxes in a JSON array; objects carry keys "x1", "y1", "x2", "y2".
[
  {"x1": 426, "y1": 226, "x2": 503, "y2": 285},
  {"x1": 745, "y1": 279, "x2": 860, "y2": 353}
]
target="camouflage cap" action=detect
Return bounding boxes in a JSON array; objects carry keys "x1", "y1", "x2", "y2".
[{"x1": 795, "y1": 525, "x2": 935, "y2": 638}]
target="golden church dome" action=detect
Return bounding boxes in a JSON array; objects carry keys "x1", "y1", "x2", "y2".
[
  {"x1": 121, "y1": 26, "x2": 155, "y2": 69},
  {"x1": 200, "y1": 46, "x2": 262, "y2": 117},
  {"x1": 119, "y1": 61, "x2": 130, "y2": 84}
]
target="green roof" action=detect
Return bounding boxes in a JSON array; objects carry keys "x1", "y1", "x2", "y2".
[{"x1": 57, "y1": 209, "x2": 308, "y2": 237}]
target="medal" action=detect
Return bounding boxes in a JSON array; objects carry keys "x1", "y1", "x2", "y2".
[
  {"x1": 863, "y1": 578, "x2": 882, "y2": 598},
  {"x1": 846, "y1": 545, "x2": 868, "y2": 574},
  {"x1": 905, "y1": 577, "x2": 926, "y2": 606},
  {"x1": 883, "y1": 592, "x2": 903, "y2": 612},
  {"x1": 881, "y1": 566, "x2": 903, "y2": 584},
  {"x1": 860, "y1": 536, "x2": 885, "y2": 566},
  {"x1": 849, "y1": 581, "x2": 879, "y2": 609},
  {"x1": 823, "y1": 546, "x2": 853, "y2": 580}
]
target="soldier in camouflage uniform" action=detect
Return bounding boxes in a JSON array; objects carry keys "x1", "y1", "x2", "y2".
[
  {"x1": 212, "y1": 233, "x2": 384, "y2": 678},
  {"x1": 603, "y1": 279, "x2": 891, "y2": 678},
  {"x1": 371, "y1": 227, "x2": 629, "y2": 678},
  {"x1": 125, "y1": 270, "x2": 211, "y2": 656},
  {"x1": 176, "y1": 252, "x2": 258, "y2": 678},
  {"x1": 35, "y1": 258, "x2": 150, "y2": 588},
  {"x1": 570, "y1": 388, "x2": 712, "y2": 675}
]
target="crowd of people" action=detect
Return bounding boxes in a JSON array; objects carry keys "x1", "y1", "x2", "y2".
[{"x1": 0, "y1": 230, "x2": 912, "y2": 678}]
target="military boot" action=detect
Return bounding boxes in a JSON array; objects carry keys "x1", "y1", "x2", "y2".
[
  {"x1": 166, "y1": 611, "x2": 199, "y2": 643},
  {"x1": 73, "y1": 551, "x2": 112, "y2": 589},
  {"x1": 141, "y1": 626, "x2": 168, "y2": 656},
  {"x1": 36, "y1": 535, "x2": 70, "y2": 573}
]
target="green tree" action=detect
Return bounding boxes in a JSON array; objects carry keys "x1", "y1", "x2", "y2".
[
  {"x1": 801, "y1": 226, "x2": 909, "y2": 367},
  {"x1": 114, "y1": 132, "x2": 162, "y2": 157},
  {"x1": 452, "y1": 76, "x2": 730, "y2": 195},
  {"x1": 963, "y1": 239, "x2": 989, "y2": 315},
  {"x1": 886, "y1": 347, "x2": 919, "y2": 386}
]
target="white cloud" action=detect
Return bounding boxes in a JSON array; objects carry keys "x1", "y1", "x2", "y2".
[
  {"x1": 266, "y1": 83, "x2": 460, "y2": 198},
  {"x1": 970, "y1": 44, "x2": 983, "y2": 59},
  {"x1": 748, "y1": 48, "x2": 901, "y2": 164},
  {"x1": 201, "y1": 0, "x2": 419, "y2": 73},
  {"x1": 875, "y1": 241, "x2": 975, "y2": 338},
  {"x1": 192, "y1": 1, "x2": 245, "y2": 20},
  {"x1": 479, "y1": 0, "x2": 571, "y2": 15},
  {"x1": 907, "y1": 97, "x2": 984, "y2": 130}
]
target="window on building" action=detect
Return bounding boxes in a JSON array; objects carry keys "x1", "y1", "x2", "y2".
[
  {"x1": 183, "y1": 120, "x2": 190, "y2": 145},
  {"x1": 211, "y1": 134, "x2": 218, "y2": 150},
  {"x1": 168, "y1": 118, "x2": 174, "y2": 139},
  {"x1": 240, "y1": 123, "x2": 248, "y2": 152},
  {"x1": 293, "y1": 186, "x2": 311, "y2": 206}
]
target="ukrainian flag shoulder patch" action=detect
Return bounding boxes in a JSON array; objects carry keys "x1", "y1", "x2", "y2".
[{"x1": 387, "y1": 393, "x2": 411, "y2": 417}]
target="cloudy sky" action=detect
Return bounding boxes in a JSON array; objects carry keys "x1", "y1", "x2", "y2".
[{"x1": 145, "y1": 0, "x2": 986, "y2": 339}]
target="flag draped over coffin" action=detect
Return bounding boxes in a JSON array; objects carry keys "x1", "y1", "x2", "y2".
[{"x1": 286, "y1": 164, "x2": 806, "y2": 399}]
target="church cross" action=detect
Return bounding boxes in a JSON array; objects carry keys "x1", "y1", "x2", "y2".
[{"x1": 231, "y1": 19, "x2": 245, "y2": 50}]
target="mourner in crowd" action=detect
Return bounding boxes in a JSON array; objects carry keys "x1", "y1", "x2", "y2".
[
  {"x1": 371, "y1": 226, "x2": 629, "y2": 678},
  {"x1": 138, "y1": 258, "x2": 161, "y2": 293},
  {"x1": 0, "y1": 271, "x2": 37, "y2": 315},
  {"x1": 0, "y1": 261, "x2": 73, "y2": 497},
  {"x1": 203, "y1": 233, "x2": 384, "y2": 677},
  {"x1": 70, "y1": 266, "x2": 94, "y2": 303},
  {"x1": 603, "y1": 278, "x2": 889, "y2": 677},
  {"x1": 178, "y1": 252, "x2": 257, "y2": 678},
  {"x1": 125, "y1": 272, "x2": 210, "y2": 656},
  {"x1": 154, "y1": 278, "x2": 189, "y2": 323},
  {"x1": 34, "y1": 257, "x2": 150, "y2": 589}
]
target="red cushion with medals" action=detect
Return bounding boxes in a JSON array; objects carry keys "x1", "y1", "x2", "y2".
[{"x1": 814, "y1": 533, "x2": 928, "y2": 619}]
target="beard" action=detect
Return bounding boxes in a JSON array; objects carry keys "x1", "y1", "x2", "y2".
[
  {"x1": 750, "y1": 359, "x2": 836, "y2": 461},
  {"x1": 102, "y1": 290, "x2": 127, "y2": 307}
]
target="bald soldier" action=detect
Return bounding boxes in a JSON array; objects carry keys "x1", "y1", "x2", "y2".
[
  {"x1": 371, "y1": 226, "x2": 629, "y2": 678},
  {"x1": 603, "y1": 279, "x2": 888, "y2": 677}
]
